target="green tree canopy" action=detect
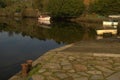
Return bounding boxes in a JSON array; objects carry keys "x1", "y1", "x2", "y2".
[
  {"x1": 0, "y1": 0, "x2": 7, "y2": 8},
  {"x1": 89, "y1": 0, "x2": 120, "y2": 16},
  {"x1": 47, "y1": 0, "x2": 85, "y2": 18}
]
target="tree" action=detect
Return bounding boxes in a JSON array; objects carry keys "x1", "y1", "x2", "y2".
[
  {"x1": 33, "y1": 0, "x2": 49, "y2": 12},
  {"x1": 47, "y1": 0, "x2": 85, "y2": 18},
  {"x1": 89, "y1": 0, "x2": 120, "y2": 16},
  {"x1": 0, "y1": 0, "x2": 7, "y2": 8}
]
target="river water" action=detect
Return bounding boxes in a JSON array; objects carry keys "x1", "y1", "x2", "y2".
[{"x1": 0, "y1": 17, "x2": 101, "y2": 80}]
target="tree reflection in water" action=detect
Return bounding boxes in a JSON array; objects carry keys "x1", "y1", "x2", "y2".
[
  {"x1": 0, "y1": 17, "x2": 97, "y2": 80},
  {"x1": 0, "y1": 18, "x2": 97, "y2": 44}
]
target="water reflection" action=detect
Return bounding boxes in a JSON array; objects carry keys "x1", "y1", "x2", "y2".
[
  {"x1": 0, "y1": 17, "x2": 97, "y2": 80},
  {"x1": 0, "y1": 18, "x2": 97, "y2": 43}
]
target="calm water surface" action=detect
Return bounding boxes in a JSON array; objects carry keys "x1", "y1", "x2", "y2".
[{"x1": 0, "y1": 18, "x2": 97, "y2": 80}]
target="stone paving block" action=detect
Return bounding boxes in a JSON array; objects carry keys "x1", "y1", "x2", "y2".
[
  {"x1": 68, "y1": 73, "x2": 81, "y2": 78},
  {"x1": 68, "y1": 56, "x2": 76, "y2": 61},
  {"x1": 73, "y1": 64, "x2": 87, "y2": 72},
  {"x1": 73, "y1": 77, "x2": 88, "y2": 80},
  {"x1": 51, "y1": 69, "x2": 63, "y2": 72},
  {"x1": 106, "y1": 72, "x2": 120, "y2": 80},
  {"x1": 63, "y1": 77, "x2": 73, "y2": 80},
  {"x1": 42, "y1": 72, "x2": 52, "y2": 76},
  {"x1": 90, "y1": 74, "x2": 104, "y2": 80},
  {"x1": 68, "y1": 69, "x2": 76, "y2": 73},
  {"x1": 61, "y1": 61, "x2": 71, "y2": 66},
  {"x1": 114, "y1": 66, "x2": 120, "y2": 71},
  {"x1": 32, "y1": 75, "x2": 44, "y2": 80},
  {"x1": 9, "y1": 75, "x2": 23, "y2": 80},
  {"x1": 46, "y1": 76, "x2": 60, "y2": 80},
  {"x1": 95, "y1": 66, "x2": 114, "y2": 73},
  {"x1": 38, "y1": 69, "x2": 46, "y2": 74},
  {"x1": 103, "y1": 72, "x2": 113, "y2": 78},
  {"x1": 54, "y1": 72, "x2": 68, "y2": 79},
  {"x1": 62, "y1": 65, "x2": 73, "y2": 70},
  {"x1": 87, "y1": 71, "x2": 102, "y2": 75},
  {"x1": 44, "y1": 63, "x2": 61, "y2": 69},
  {"x1": 77, "y1": 72, "x2": 89, "y2": 77},
  {"x1": 113, "y1": 62, "x2": 120, "y2": 67}
]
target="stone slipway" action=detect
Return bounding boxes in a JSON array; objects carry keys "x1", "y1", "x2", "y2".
[{"x1": 9, "y1": 40, "x2": 120, "y2": 80}]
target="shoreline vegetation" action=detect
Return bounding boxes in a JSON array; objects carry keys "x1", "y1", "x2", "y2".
[
  {"x1": 0, "y1": 8, "x2": 39, "y2": 18},
  {"x1": 0, "y1": 9, "x2": 109, "y2": 24},
  {"x1": 0, "y1": 0, "x2": 120, "y2": 23}
]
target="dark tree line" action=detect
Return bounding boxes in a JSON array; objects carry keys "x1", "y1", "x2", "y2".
[
  {"x1": 0, "y1": 0, "x2": 6, "y2": 8},
  {"x1": 47, "y1": 0, "x2": 85, "y2": 18},
  {"x1": 1, "y1": 0, "x2": 120, "y2": 17},
  {"x1": 89, "y1": 0, "x2": 120, "y2": 16}
]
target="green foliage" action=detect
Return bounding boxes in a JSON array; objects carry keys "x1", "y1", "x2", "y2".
[
  {"x1": 33, "y1": 0, "x2": 49, "y2": 12},
  {"x1": 15, "y1": 6, "x2": 21, "y2": 13},
  {"x1": 26, "y1": 64, "x2": 41, "y2": 80},
  {"x1": 89, "y1": 0, "x2": 120, "y2": 15},
  {"x1": 0, "y1": 0, "x2": 7, "y2": 8},
  {"x1": 47, "y1": 0, "x2": 85, "y2": 18}
]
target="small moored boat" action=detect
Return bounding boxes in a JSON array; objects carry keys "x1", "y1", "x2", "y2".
[
  {"x1": 103, "y1": 20, "x2": 118, "y2": 26},
  {"x1": 38, "y1": 15, "x2": 51, "y2": 21}
]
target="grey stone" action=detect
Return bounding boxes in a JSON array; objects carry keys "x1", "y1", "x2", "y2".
[
  {"x1": 114, "y1": 66, "x2": 120, "y2": 71},
  {"x1": 113, "y1": 63, "x2": 120, "y2": 67},
  {"x1": 103, "y1": 72, "x2": 114, "y2": 78},
  {"x1": 107, "y1": 72, "x2": 120, "y2": 80},
  {"x1": 61, "y1": 61, "x2": 71, "y2": 66},
  {"x1": 77, "y1": 72, "x2": 89, "y2": 77},
  {"x1": 55, "y1": 72, "x2": 68, "y2": 79},
  {"x1": 87, "y1": 71, "x2": 102, "y2": 75},
  {"x1": 46, "y1": 76, "x2": 60, "y2": 80},
  {"x1": 38, "y1": 69, "x2": 46, "y2": 73},
  {"x1": 68, "y1": 69, "x2": 76, "y2": 73},
  {"x1": 43, "y1": 72, "x2": 52, "y2": 76},
  {"x1": 32, "y1": 75, "x2": 44, "y2": 80},
  {"x1": 73, "y1": 64, "x2": 87, "y2": 72},
  {"x1": 69, "y1": 73, "x2": 81, "y2": 78},
  {"x1": 68, "y1": 56, "x2": 76, "y2": 61},
  {"x1": 74, "y1": 77, "x2": 88, "y2": 80},
  {"x1": 90, "y1": 74, "x2": 104, "y2": 80},
  {"x1": 95, "y1": 66, "x2": 113, "y2": 73},
  {"x1": 9, "y1": 76, "x2": 24, "y2": 80},
  {"x1": 44, "y1": 63, "x2": 61, "y2": 69},
  {"x1": 62, "y1": 65, "x2": 72, "y2": 70},
  {"x1": 68, "y1": 73, "x2": 80, "y2": 78}
]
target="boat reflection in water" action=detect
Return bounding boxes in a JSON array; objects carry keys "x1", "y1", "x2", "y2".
[{"x1": 96, "y1": 23, "x2": 118, "y2": 40}]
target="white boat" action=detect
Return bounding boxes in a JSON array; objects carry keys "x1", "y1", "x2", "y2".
[
  {"x1": 109, "y1": 15, "x2": 120, "y2": 18},
  {"x1": 38, "y1": 20, "x2": 51, "y2": 25},
  {"x1": 103, "y1": 21, "x2": 118, "y2": 26},
  {"x1": 38, "y1": 15, "x2": 51, "y2": 21}
]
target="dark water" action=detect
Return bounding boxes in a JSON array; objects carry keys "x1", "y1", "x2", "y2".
[{"x1": 0, "y1": 17, "x2": 97, "y2": 80}]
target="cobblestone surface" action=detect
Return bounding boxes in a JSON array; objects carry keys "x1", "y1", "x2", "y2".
[
  {"x1": 31, "y1": 52, "x2": 120, "y2": 80},
  {"x1": 9, "y1": 41, "x2": 120, "y2": 80}
]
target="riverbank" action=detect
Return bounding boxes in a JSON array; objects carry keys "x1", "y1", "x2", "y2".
[
  {"x1": 71, "y1": 14, "x2": 110, "y2": 24},
  {"x1": 9, "y1": 39, "x2": 120, "y2": 80}
]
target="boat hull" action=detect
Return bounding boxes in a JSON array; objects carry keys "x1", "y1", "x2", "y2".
[
  {"x1": 103, "y1": 21, "x2": 118, "y2": 26},
  {"x1": 38, "y1": 17, "x2": 51, "y2": 21}
]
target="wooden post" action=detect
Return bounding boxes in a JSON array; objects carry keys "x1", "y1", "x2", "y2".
[
  {"x1": 21, "y1": 63, "x2": 28, "y2": 77},
  {"x1": 26, "y1": 60, "x2": 33, "y2": 72}
]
